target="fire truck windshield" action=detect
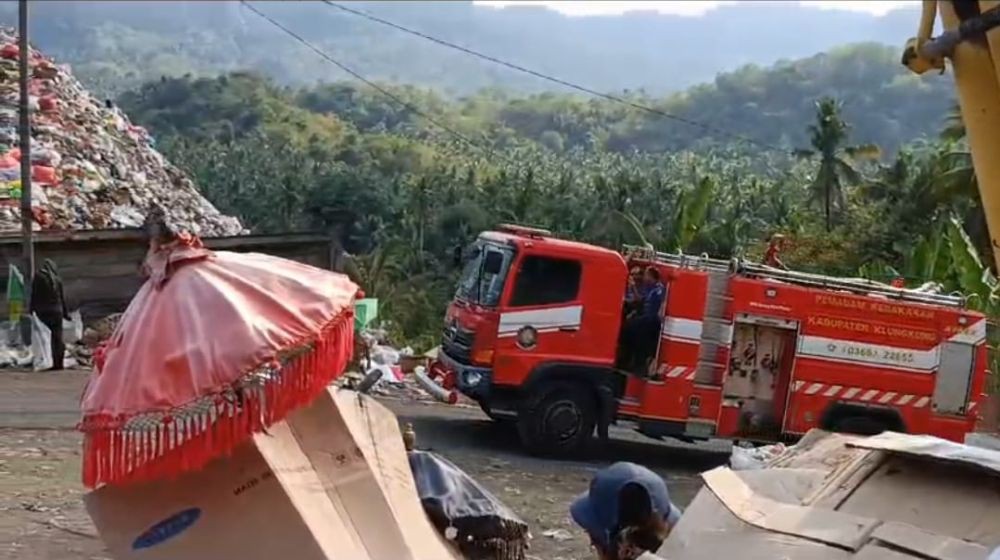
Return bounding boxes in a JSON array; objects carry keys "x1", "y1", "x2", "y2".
[{"x1": 455, "y1": 242, "x2": 513, "y2": 306}]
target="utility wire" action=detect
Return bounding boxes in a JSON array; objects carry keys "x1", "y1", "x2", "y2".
[
  {"x1": 323, "y1": 1, "x2": 787, "y2": 153},
  {"x1": 239, "y1": 1, "x2": 506, "y2": 162}
]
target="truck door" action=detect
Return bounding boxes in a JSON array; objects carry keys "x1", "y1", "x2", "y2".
[{"x1": 493, "y1": 254, "x2": 585, "y2": 384}]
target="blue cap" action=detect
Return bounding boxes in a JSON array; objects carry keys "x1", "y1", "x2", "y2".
[{"x1": 570, "y1": 462, "x2": 681, "y2": 548}]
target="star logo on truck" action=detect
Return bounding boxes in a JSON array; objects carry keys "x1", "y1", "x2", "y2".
[{"x1": 827, "y1": 343, "x2": 837, "y2": 352}]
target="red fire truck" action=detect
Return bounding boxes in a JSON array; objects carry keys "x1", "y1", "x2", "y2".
[{"x1": 429, "y1": 225, "x2": 989, "y2": 455}]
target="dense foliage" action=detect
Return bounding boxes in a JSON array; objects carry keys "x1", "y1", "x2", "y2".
[{"x1": 117, "y1": 67, "x2": 984, "y2": 348}]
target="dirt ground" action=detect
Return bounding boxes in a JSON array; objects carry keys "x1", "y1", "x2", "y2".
[{"x1": 0, "y1": 371, "x2": 729, "y2": 560}]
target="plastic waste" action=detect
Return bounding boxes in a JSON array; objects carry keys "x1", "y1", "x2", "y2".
[
  {"x1": 0, "y1": 30, "x2": 244, "y2": 236},
  {"x1": 0, "y1": 44, "x2": 18, "y2": 60},
  {"x1": 371, "y1": 344, "x2": 401, "y2": 366},
  {"x1": 730, "y1": 442, "x2": 787, "y2": 470},
  {"x1": 32, "y1": 165, "x2": 57, "y2": 185},
  {"x1": 30, "y1": 313, "x2": 53, "y2": 371},
  {"x1": 409, "y1": 450, "x2": 529, "y2": 560},
  {"x1": 63, "y1": 310, "x2": 83, "y2": 345}
]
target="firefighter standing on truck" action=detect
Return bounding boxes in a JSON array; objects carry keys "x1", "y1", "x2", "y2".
[
  {"x1": 764, "y1": 233, "x2": 787, "y2": 270},
  {"x1": 619, "y1": 267, "x2": 665, "y2": 374}
]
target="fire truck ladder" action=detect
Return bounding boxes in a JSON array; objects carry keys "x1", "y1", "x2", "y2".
[
  {"x1": 696, "y1": 268, "x2": 733, "y2": 385},
  {"x1": 623, "y1": 245, "x2": 965, "y2": 308},
  {"x1": 737, "y1": 262, "x2": 966, "y2": 308}
]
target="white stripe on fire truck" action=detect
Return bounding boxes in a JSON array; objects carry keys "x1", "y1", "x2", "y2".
[
  {"x1": 878, "y1": 392, "x2": 897, "y2": 404},
  {"x1": 659, "y1": 319, "x2": 974, "y2": 373},
  {"x1": 797, "y1": 335, "x2": 938, "y2": 372},
  {"x1": 947, "y1": 318, "x2": 987, "y2": 345},
  {"x1": 804, "y1": 383, "x2": 824, "y2": 395},
  {"x1": 497, "y1": 305, "x2": 582, "y2": 337},
  {"x1": 841, "y1": 387, "x2": 861, "y2": 399},
  {"x1": 666, "y1": 366, "x2": 687, "y2": 378},
  {"x1": 661, "y1": 317, "x2": 703, "y2": 341},
  {"x1": 793, "y1": 383, "x2": 932, "y2": 409}
]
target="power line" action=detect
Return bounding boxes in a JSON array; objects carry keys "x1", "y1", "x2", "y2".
[
  {"x1": 323, "y1": 1, "x2": 787, "y2": 153},
  {"x1": 239, "y1": 1, "x2": 505, "y2": 162}
]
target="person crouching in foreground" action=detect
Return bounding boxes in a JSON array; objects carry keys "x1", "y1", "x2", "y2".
[{"x1": 571, "y1": 462, "x2": 681, "y2": 560}]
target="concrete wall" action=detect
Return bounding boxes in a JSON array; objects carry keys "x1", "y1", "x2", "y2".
[{"x1": 0, "y1": 230, "x2": 335, "y2": 321}]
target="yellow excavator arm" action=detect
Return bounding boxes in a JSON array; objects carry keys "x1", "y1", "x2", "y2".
[{"x1": 904, "y1": 0, "x2": 1000, "y2": 270}]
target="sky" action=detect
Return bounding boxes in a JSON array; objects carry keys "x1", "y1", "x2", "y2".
[{"x1": 474, "y1": 1, "x2": 919, "y2": 17}]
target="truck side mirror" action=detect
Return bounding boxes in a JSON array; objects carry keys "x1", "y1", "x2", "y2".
[
  {"x1": 484, "y1": 251, "x2": 503, "y2": 275},
  {"x1": 452, "y1": 246, "x2": 463, "y2": 266}
]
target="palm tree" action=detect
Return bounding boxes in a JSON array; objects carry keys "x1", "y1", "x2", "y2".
[
  {"x1": 941, "y1": 103, "x2": 966, "y2": 142},
  {"x1": 796, "y1": 97, "x2": 880, "y2": 231}
]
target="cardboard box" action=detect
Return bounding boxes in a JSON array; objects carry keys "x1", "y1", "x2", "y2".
[
  {"x1": 84, "y1": 421, "x2": 366, "y2": 560},
  {"x1": 86, "y1": 389, "x2": 461, "y2": 560},
  {"x1": 287, "y1": 387, "x2": 460, "y2": 560},
  {"x1": 662, "y1": 430, "x2": 1000, "y2": 560}
]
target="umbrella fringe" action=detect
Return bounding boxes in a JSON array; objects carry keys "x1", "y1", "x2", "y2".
[{"x1": 79, "y1": 308, "x2": 354, "y2": 489}]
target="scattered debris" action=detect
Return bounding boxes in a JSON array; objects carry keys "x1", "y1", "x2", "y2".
[
  {"x1": 541, "y1": 529, "x2": 572, "y2": 542},
  {"x1": 729, "y1": 442, "x2": 788, "y2": 471},
  {"x1": 0, "y1": 29, "x2": 242, "y2": 236},
  {"x1": 79, "y1": 313, "x2": 121, "y2": 348}
]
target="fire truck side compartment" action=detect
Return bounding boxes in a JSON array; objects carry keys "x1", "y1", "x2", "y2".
[{"x1": 933, "y1": 341, "x2": 976, "y2": 416}]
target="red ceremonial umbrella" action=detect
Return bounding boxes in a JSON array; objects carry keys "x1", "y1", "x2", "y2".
[{"x1": 79, "y1": 234, "x2": 359, "y2": 488}]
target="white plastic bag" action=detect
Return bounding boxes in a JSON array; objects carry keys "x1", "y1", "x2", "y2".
[
  {"x1": 729, "y1": 442, "x2": 787, "y2": 471},
  {"x1": 729, "y1": 445, "x2": 763, "y2": 471},
  {"x1": 371, "y1": 344, "x2": 401, "y2": 366},
  {"x1": 63, "y1": 310, "x2": 83, "y2": 345},
  {"x1": 30, "y1": 313, "x2": 53, "y2": 371}
]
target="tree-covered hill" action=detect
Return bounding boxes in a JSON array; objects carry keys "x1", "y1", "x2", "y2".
[
  {"x1": 119, "y1": 42, "x2": 952, "y2": 155},
  {"x1": 2, "y1": 1, "x2": 923, "y2": 97}
]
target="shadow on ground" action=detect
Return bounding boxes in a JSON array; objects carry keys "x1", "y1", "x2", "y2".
[{"x1": 394, "y1": 404, "x2": 729, "y2": 473}]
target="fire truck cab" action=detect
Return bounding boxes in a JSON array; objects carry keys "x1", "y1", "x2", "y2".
[{"x1": 431, "y1": 225, "x2": 988, "y2": 455}]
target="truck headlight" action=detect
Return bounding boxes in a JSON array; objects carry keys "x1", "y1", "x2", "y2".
[{"x1": 464, "y1": 371, "x2": 483, "y2": 387}]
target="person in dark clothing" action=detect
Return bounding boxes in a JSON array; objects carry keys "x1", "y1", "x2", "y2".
[
  {"x1": 633, "y1": 267, "x2": 665, "y2": 372},
  {"x1": 30, "y1": 259, "x2": 68, "y2": 370},
  {"x1": 571, "y1": 462, "x2": 681, "y2": 560},
  {"x1": 623, "y1": 267, "x2": 645, "y2": 318},
  {"x1": 618, "y1": 267, "x2": 666, "y2": 374}
]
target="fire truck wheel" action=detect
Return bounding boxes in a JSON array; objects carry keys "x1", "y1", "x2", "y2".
[{"x1": 516, "y1": 382, "x2": 596, "y2": 456}]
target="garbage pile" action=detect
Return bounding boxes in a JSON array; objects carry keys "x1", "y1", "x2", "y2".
[
  {"x1": 64, "y1": 311, "x2": 122, "y2": 368},
  {"x1": 341, "y1": 328, "x2": 466, "y2": 405},
  {"x1": 0, "y1": 29, "x2": 242, "y2": 235}
]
